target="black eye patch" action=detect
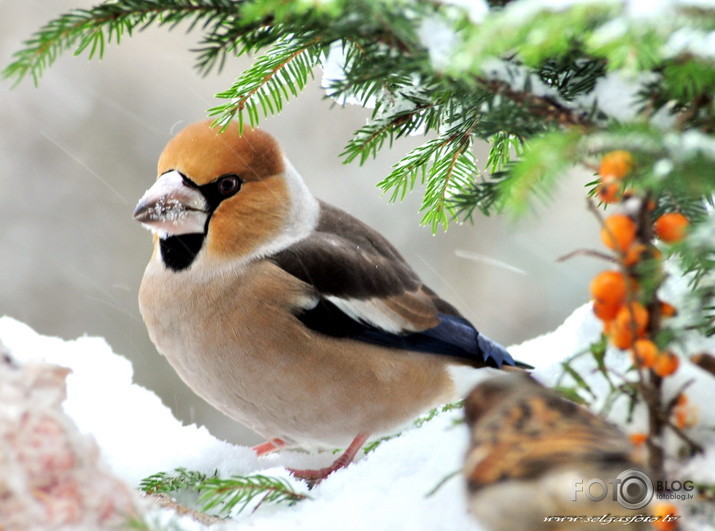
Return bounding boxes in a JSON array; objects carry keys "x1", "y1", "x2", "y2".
[
  {"x1": 159, "y1": 170, "x2": 243, "y2": 213},
  {"x1": 198, "y1": 174, "x2": 243, "y2": 212}
]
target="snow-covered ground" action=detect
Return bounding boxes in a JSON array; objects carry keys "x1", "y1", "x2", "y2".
[{"x1": 1, "y1": 294, "x2": 713, "y2": 529}]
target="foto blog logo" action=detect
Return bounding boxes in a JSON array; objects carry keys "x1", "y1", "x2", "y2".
[{"x1": 572, "y1": 469, "x2": 654, "y2": 510}]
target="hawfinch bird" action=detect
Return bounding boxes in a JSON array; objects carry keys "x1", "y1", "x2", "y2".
[
  {"x1": 464, "y1": 374, "x2": 650, "y2": 530},
  {"x1": 134, "y1": 120, "x2": 522, "y2": 481}
]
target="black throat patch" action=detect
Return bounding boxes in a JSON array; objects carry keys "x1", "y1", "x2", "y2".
[
  {"x1": 155, "y1": 171, "x2": 243, "y2": 272},
  {"x1": 160, "y1": 233, "x2": 206, "y2": 272}
]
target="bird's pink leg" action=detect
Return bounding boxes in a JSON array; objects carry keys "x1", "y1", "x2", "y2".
[
  {"x1": 252, "y1": 438, "x2": 286, "y2": 456},
  {"x1": 288, "y1": 433, "x2": 370, "y2": 482}
]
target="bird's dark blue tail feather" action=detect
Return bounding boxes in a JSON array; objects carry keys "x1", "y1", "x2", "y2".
[
  {"x1": 416, "y1": 313, "x2": 518, "y2": 368},
  {"x1": 297, "y1": 300, "x2": 526, "y2": 368},
  {"x1": 477, "y1": 333, "x2": 515, "y2": 368}
]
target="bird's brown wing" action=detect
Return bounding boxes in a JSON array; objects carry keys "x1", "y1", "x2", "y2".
[{"x1": 270, "y1": 201, "x2": 516, "y2": 368}]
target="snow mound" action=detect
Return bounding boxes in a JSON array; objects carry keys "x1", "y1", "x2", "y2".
[{"x1": 1, "y1": 301, "x2": 712, "y2": 529}]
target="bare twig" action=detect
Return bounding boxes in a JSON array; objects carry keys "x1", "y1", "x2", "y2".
[
  {"x1": 476, "y1": 76, "x2": 594, "y2": 128},
  {"x1": 557, "y1": 249, "x2": 616, "y2": 263},
  {"x1": 145, "y1": 493, "x2": 224, "y2": 526}
]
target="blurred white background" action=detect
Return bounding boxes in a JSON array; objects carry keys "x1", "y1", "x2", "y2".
[{"x1": 1, "y1": 1, "x2": 603, "y2": 445}]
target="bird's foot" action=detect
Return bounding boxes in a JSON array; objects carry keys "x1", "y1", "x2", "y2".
[
  {"x1": 252, "y1": 438, "x2": 286, "y2": 456},
  {"x1": 288, "y1": 433, "x2": 370, "y2": 483},
  {"x1": 288, "y1": 463, "x2": 343, "y2": 483}
]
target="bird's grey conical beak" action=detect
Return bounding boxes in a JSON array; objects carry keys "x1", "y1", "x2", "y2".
[{"x1": 133, "y1": 170, "x2": 208, "y2": 236}]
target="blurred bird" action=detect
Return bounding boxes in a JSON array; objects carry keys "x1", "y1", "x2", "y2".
[
  {"x1": 464, "y1": 374, "x2": 651, "y2": 530},
  {"x1": 134, "y1": 120, "x2": 523, "y2": 481}
]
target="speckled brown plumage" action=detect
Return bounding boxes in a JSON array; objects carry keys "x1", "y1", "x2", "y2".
[{"x1": 464, "y1": 374, "x2": 651, "y2": 530}]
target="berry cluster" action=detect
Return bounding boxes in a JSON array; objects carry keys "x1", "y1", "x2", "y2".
[
  {"x1": 590, "y1": 151, "x2": 690, "y2": 377},
  {"x1": 586, "y1": 150, "x2": 702, "y2": 495}
]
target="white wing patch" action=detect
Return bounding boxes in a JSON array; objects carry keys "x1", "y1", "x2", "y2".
[{"x1": 325, "y1": 295, "x2": 418, "y2": 334}]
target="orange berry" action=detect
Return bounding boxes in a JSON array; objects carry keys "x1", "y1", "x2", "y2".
[
  {"x1": 590, "y1": 271, "x2": 627, "y2": 306},
  {"x1": 599, "y1": 150, "x2": 634, "y2": 179},
  {"x1": 615, "y1": 302, "x2": 649, "y2": 335},
  {"x1": 675, "y1": 408, "x2": 688, "y2": 430},
  {"x1": 623, "y1": 243, "x2": 649, "y2": 267},
  {"x1": 601, "y1": 214, "x2": 637, "y2": 252},
  {"x1": 603, "y1": 319, "x2": 614, "y2": 335},
  {"x1": 632, "y1": 339, "x2": 659, "y2": 368},
  {"x1": 675, "y1": 410, "x2": 688, "y2": 429},
  {"x1": 609, "y1": 321, "x2": 636, "y2": 349},
  {"x1": 676, "y1": 409, "x2": 698, "y2": 429},
  {"x1": 651, "y1": 501, "x2": 679, "y2": 531},
  {"x1": 597, "y1": 178, "x2": 621, "y2": 204},
  {"x1": 673, "y1": 393, "x2": 698, "y2": 429},
  {"x1": 609, "y1": 303, "x2": 649, "y2": 349},
  {"x1": 660, "y1": 301, "x2": 677, "y2": 318},
  {"x1": 654, "y1": 213, "x2": 689, "y2": 243},
  {"x1": 594, "y1": 300, "x2": 621, "y2": 322},
  {"x1": 628, "y1": 432, "x2": 648, "y2": 446},
  {"x1": 653, "y1": 351, "x2": 680, "y2": 377}
]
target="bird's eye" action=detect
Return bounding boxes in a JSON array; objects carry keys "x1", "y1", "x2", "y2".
[{"x1": 217, "y1": 175, "x2": 241, "y2": 196}]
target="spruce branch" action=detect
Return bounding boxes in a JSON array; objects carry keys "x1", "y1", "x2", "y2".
[
  {"x1": 341, "y1": 101, "x2": 438, "y2": 166},
  {"x1": 419, "y1": 131, "x2": 476, "y2": 231},
  {"x1": 448, "y1": 173, "x2": 507, "y2": 221},
  {"x1": 6, "y1": 0, "x2": 715, "y2": 231},
  {"x1": 486, "y1": 132, "x2": 524, "y2": 175},
  {"x1": 140, "y1": 467, "x2": 210, "y2": 495},
  {"x1": 341, "y1": 121, "x2": 402, "y2": 166},
  {"x1": 139, "y1": 468, "x2": 309, "y2": 517},
  {"x1": 209, "y1": 34, "x2": 324, "y2": 130},
  {"x1": 499, "y1": 129, "x2": 581, "y2": 215},
  {"x1": 199, "y1": 474, "x2": 309, "y2": 515},
  {"x1": 3, "y1": 0, "x2": 246, "y2": 86},
  {"x1": 193, "y1": 23, "x2": 276, "y2": 75}
]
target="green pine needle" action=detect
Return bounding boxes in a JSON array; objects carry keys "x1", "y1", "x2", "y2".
[
  {"x1": 139, "y1": 468, "x2": 309, "y2": 516},
  {"x1": 3, "y1": 0, "x2": 244, "y2": 86},
  {"x1": 209, "y1": 35, "x2": 324, "y2": 131},
  {"x1": 499, "y1": 129, "x2": 581, "y2": 216},
  {"x1": 140, "y1": 467, "x2": 210, "y2": 495},
  {"x1": 363, "y1": 400, "x2": 464, "y2": 454},
  {"x1": 199, "y1": 474, "x2": 309, "y2": 515}
]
